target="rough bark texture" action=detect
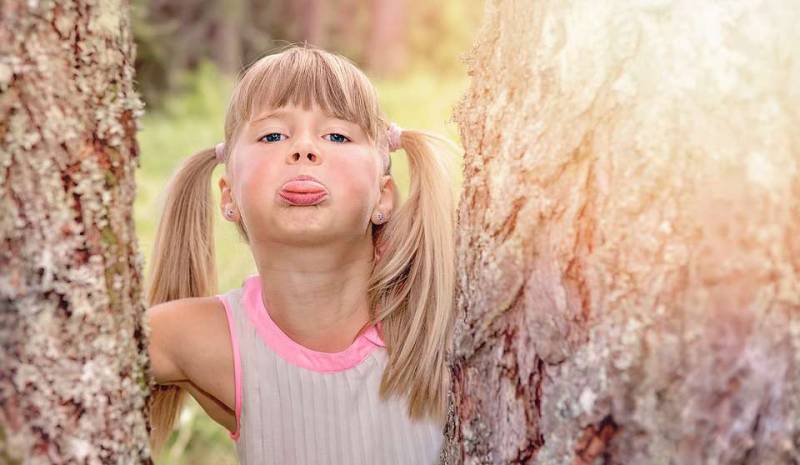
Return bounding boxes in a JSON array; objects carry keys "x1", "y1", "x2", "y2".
[
  {"x1": 0, "y1": 1, "x2": 150, "y2": 463},
  {"x1": 443, "y1": 1, "x2": 800, "y2": 464}
]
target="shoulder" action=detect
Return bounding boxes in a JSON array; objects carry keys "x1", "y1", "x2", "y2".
[
  {"x1": 146, "y1": 295, "x2": 229, "y2": 384},
  {"x1": 148, "y1": 296, "x2": 227, "y2": 337}
]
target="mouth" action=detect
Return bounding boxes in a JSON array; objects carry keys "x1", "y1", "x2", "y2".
[
  {"x1": 279, "y1": 190, "x2": 328, "y2": 206},
  {"x1": 279, "y1": 178, "x2": 329, "y2": 206}
]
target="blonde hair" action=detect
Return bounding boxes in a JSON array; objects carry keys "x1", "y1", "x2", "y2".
[{"x1": 146, "y1": 43, "x2": 458, "y2": 454}]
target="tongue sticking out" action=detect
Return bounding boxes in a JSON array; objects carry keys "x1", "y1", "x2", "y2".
[{"x1": 279, "y1": 180, "x2": 328, "y2": 206}]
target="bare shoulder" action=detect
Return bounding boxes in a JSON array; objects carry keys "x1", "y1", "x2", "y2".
[{"x1": 145, "y1": 295, "x2": 236, "y2": 412}]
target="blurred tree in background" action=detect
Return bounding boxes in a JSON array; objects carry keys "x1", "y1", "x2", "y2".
[{"x1": 132, "y1": 0, "x2": 482, "y2": 110}]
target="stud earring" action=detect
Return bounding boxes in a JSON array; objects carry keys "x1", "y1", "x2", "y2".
[
  {"x1": 224, "y1": 207, "x2": 235, "y2": 219},
  {"x1": 375, "y1": 212, "x2": 384, "y2": 224}
]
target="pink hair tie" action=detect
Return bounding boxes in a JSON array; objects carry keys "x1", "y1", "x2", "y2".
[
  {"x1": 215, "y1": 142, "x2": 226, "y2": 163},
  {"x1": 387, "y1": 122, "x2": 403, "y2": 152}
]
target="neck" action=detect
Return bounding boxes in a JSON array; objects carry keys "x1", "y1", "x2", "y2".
[{"x1": 250, "y1": 238, "x2": 375, "y2": 353}]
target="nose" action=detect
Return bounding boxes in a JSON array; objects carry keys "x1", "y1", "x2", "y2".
[{"x1": 286, "y1": 136, "x2": 322, "y2": 165}]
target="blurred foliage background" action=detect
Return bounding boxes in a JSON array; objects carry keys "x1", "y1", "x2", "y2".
[{"x1": 132, "y1": 0, "x2": 483, "y2": 462}]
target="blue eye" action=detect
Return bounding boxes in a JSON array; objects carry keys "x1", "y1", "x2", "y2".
[
  {"x1": 325, "y1": 133, "x2": 351, "y2": 143},
  {"x1": 259, "y1": 133, "x2": 285, "y2": 143}
]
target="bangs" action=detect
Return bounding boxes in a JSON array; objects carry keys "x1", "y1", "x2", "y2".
[{"x1": 227, "y1": 47, "x2": 383, "y2": 144}]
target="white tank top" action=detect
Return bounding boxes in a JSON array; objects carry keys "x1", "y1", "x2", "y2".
[{"x1": 215, "y1": 274, "x2": 445, "y2": 465}]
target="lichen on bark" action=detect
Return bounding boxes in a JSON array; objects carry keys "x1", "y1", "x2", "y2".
[{"x1": 1, "y1": 0, "x2": 151, "y2": 463}]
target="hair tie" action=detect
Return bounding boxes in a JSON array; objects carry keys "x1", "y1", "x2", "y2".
[
  {"x1": 387, "y1": 122, "x2": 403, "y2": 152},
  {"x1": 215, "y1": 142, "x2": 225, "y2": 163}
]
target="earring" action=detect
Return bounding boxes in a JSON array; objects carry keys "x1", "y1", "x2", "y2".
[
  {"x1": 224, "y1": 206, "x2": 235, "y2": 219},
  {"x1": 375, "y1": 212, "x2": 385, "y2": 224}
]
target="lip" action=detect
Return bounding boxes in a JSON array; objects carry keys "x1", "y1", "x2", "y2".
[
  {"x1": 281, "y1": 174, "x2": 327, "y2": 192},
  {"x1": 279, "y1": 174, "x2": 329, "y2": 206}
]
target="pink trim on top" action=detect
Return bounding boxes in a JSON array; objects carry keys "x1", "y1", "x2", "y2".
[
  {"x1": 215, "y1": 294, "x2": 242, "y2": 442},
  {"x1": 242, "y1": 274, "x2": 385, "y2": 373}
]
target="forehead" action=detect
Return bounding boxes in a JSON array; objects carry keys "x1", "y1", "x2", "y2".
[{"x1": 248, "y1": 104, "x2": 352, "y2": 126}]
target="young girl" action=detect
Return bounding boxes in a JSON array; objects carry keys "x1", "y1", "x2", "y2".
[{"x1": 144, "y1": 43, "x2": 458, "y2": 464}]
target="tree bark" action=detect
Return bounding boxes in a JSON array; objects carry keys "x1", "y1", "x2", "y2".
[
  {"x1": 0, "y1": 1, "x2": 150, "y2": 463},
  {"x1": 443, "y1": 1, "x2": 800, "y2": 464}
]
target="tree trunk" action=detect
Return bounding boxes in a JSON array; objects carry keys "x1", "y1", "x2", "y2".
[
  {"x1": 291, "y1": 0, "x2": 327, "y2": 48},
  {"x1": 210, "y1": 0, "x2": 244, "y2": 76},
  {"x1": 443, "y1": 1, "x2": 800, "y2": 464},
  {"x1": 365, "y1": 0, "x2": 409, "y2": 76},
  {"x1": 0, "y1": 1, "x2": 151, "y2": 463}
]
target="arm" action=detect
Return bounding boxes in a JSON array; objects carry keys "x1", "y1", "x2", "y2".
[
  {"x1": 145, "y1": 300, "x2": 190, "y2": 385},
  {"x1": 144, "y1": 297, "x2": 238, "y2": 433}
]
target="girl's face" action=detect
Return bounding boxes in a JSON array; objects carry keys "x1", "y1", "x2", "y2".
[{"x1": 219, "y1": 102, "x2": 394, "y2": 248}]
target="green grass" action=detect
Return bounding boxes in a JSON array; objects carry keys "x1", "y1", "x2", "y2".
[{"x1": 135, "y1": 61, "x2": 468, "y2": 464}]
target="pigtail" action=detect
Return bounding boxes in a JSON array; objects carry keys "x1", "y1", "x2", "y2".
[
  {"x1": 369, "y1": 127, "x2": 459, "y2": 425},
  {"x1": 145, "y1": 147, "x2": 220, "y2": 454}
]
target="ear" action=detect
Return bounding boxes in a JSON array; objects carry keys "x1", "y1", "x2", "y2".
[
  {"x1": 372, "y1": 175, "x2": 395, "y2": 262},
  {"x1": 372, "y1": 174, "x2": 396, "y2": 224},
  {"x1": 218, "y1": 174, "x2": 240, "y2": 222}
]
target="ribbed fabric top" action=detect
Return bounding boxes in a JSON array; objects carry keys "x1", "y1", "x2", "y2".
[{"x1": 215, "y1": 274, "x2": 445, "y2": 465}]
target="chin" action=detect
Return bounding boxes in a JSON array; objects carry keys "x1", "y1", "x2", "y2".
[{"x1": 275, "y1": 210, "x2": 331, "y2": 231}]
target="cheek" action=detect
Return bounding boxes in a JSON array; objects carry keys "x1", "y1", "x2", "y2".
[
  {"x1": 328, "y1": 157, "x2": 378, "y2": 206},
  {"x1": 233, "y1": 158, "x2": 282, "y2": 209}
]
